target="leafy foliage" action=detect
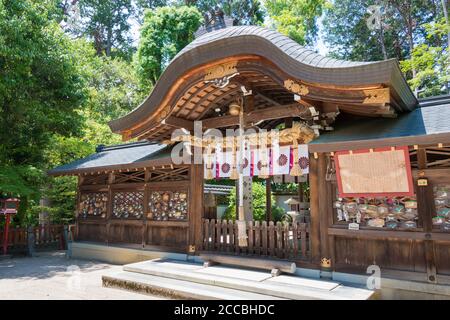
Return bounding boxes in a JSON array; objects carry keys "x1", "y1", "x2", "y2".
[
  {"x1": 222, "y1": 182, "x2": 285, "y2": 222},
  {"x1": 264, "y1": 0, "x2": 325, "y2": 45},
  {"x1": 322, "y1": 0, "x2": 449, "y2": 96},
  {"x1": 136, "y1": 5, "x2": 202, "y2": 89},
  {"x1": 193, "y1": 0, "x2": 265, "y2": 26},
  {"x1": 72, "y1": 0, "x2": 135, "y2": 59},
  {"x1": 400, "y1": 19, "x2": 450, "y2": 97}
]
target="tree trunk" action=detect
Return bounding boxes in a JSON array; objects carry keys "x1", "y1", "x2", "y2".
[
  {"x1": 106, "y1": 26, "x2": 113, "y2": 56},
  {"x1": 379, "y1": 24, "x2": 388, "y2": 60},
  {"x1": 442, "y1": 0, "x2": 450, "y2": 53}
]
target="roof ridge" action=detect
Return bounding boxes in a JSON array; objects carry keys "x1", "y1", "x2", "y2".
[{"x1": 98, "y1": 140, "x2": 159, "y2": 152}]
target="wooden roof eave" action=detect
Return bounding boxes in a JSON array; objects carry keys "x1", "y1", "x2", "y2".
[
  {"x1": 47, "y1": 156, "x2": 178, "y2": 177},
  {"x1": 109, "y1": 26, "x2": 418, "y2": 138}
]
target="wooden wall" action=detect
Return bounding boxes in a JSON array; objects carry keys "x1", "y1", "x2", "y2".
[
  {"x1": 310, "y1": 149, "x2": 450, "y2": 282},
  {"x1": 74, "y1": 164, "x2": 203, "y2": 253}
]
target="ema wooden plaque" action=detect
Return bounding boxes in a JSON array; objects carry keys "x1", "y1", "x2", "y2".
[{"x1": 334, "y1": 146, "x2": 414, "y2": 197}]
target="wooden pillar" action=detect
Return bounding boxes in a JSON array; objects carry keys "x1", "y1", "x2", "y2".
[
  {"x1": 106, "y1": 172, "x2": 114, "y2": 244},
  {"x1": 143, "y1": 168, "x2": 151, "y2": 247},
  {"x1": 308, "y1": 154, "x2": 321, "y2": 264},
  {"x1": 298, "y1": 180, "x2": 304, "y2": 203},
  {"x1": 317, "y1": 153, "x2": 331, "y2": 270},
  {"x1": 189, "y1": 164, "x2": 204, "y2": 253},
  {"x1": 75, "y1": 175, "x2": 84, "y2": 241},
  {"x1": 417, "y1": 148, "x2": 437, "y2": 283},
  {"x1": 266, "y1": 178, "x2": 272, "y2": 222},
  {"x1": 243, "y1": 176, "x2": 253, "y2": 221}
]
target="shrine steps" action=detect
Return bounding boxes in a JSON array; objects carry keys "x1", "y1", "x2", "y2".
[
  {"x1": 103, "y1": 271, "x2": 285, "y2": 300},
  {"x1": 102, "y1": 258, "x2": 376, "y2": 300}
]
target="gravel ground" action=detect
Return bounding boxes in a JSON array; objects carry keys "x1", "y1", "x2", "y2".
[{"x1": 0, "y1": 251, "x2": 165, "y2": 300}]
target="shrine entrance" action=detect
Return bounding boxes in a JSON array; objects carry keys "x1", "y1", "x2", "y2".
[
  {"x1": 105, "y1": 24, "x2": 415, "y2": 269},
  {"x1": 51, "y1": 23, "x2": 435, "y2": 278}
]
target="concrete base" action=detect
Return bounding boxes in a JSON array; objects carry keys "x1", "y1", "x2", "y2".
[
  {"x1": 103, "y1": 259, "x2": 375, "y2": 300},
  {"x1": 71, "y1": 242, "x2": 187, "y2": 265},
  {"x1": 72, "y1": 242, "x2": 450, "y2": 299},
  {"x1": 332, "y1": 271, "x2": 450, "y2": 300}
]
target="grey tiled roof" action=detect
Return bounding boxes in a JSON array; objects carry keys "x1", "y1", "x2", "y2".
[
  {"x1": 176, "y1": 26, "x2": 369, "y2": 68},
  {"x1": 48, "y1": 141, "x2": 169, "y2": 175},
  {"x1": 204, "y1": 184, "x2": 233, "y2": 195},
  {"x1": 311, "y1": 97, "x2": 450, "y2": 145}
]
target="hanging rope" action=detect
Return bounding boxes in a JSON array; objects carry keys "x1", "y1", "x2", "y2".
[
  {"x1": 230, "y1": 137, "x2": 238, "y2": 180},
  {"x1": 258, "y1": 133, "x2": 269, "y2": 179}
]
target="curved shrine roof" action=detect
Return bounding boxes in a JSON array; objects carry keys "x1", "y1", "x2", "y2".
[{"x1": 109, "y1": 26, "x2": 417, "y2": 135}]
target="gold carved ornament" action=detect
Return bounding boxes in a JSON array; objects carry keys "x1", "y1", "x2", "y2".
[
  {"x1": 204, "y1": 62, "x2": 239, "y2": 88},
  {"x1": 284, "y1": 79, "x2": 309, "y2": 96}
]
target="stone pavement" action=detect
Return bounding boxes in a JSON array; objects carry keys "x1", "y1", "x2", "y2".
[{"x1": 0, "y1": 251, "x2": 165, "y2": 300}]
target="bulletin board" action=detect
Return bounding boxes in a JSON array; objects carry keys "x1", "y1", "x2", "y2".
[{"x1": 334, "y1": 146, "x2": 414, "y2": 197}]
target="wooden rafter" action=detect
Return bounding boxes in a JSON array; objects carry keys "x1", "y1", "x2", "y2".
[
  {"x1": 117, "y1": 56, "x2": 403, "y2": 141},
  {"x1": 201, "y1": 103, "x2": 311, "y2": 129}
]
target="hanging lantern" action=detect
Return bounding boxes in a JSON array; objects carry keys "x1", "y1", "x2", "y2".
[{"x1": 228, "y1": 102, "x2": 241, "y2": 116}]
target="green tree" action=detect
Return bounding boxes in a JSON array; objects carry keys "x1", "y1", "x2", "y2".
[
  {"x1": 0, "y1": 0, "x2": 87, "y2": 224},
  {"x1": 400, "y1": 19, "x2": 449, "y2": 97},
  {"x1": 43, "y1": 39, "x2": 145, "y2": 225},
  {"x1": 70, "y1": 0, "x2": 135, "y2": 59},
  {"x1": 134, "y1": 0, "x2": 168, "y2": 23},
  {"x1": 192, "y1": 0, "x2": 265, "y2": 26},
  {"x1": 136, "y1": 5, "x2": 202, "y2": 88},
  {"x1": 264, "y1": 0, "x2": 325, "y2": 45},
  {"x1": 322, "y1": 0, "x2": 447, "y2": 95},
  {"x1": 223, "y1": 182, "x2": 285, "y2": 221}
]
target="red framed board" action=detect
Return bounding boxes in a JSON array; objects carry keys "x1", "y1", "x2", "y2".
[{"x1": 334, "y1": 146, "x2": 414, "y2": 198}]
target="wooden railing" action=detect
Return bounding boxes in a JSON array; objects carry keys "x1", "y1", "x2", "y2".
[
  {"x1": 201, "y1": 219, "x2": 310, "y2": 260},
  {"x1": 0, "y1": 224, "x2": 66, "y2": 253}
]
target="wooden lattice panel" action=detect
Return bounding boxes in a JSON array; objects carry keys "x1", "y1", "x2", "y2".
[
  {"x1": 148, "y1": 167, "x2": 189, "y2": 182},
  {"x1": 114, "y1": 171, "x2": 145, "y2": 184},
  {"x1": 112, "y1": 191, "x2": 144, "y2": 219},
  {"x1": 79, "y1": 192, "x2": 108, "y2": 219},
  {"x1": 149, "y1": 191, "x2": 188, "y2": 221}
]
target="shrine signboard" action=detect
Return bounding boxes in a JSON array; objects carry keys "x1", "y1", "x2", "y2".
[{"x1": 334, "y1": 146, "x2": 414, "y2": 197}]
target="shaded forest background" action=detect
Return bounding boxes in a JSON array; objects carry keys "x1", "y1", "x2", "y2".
[{"x1": 0, "y1": 0, "x2": 448, "y2": 226}]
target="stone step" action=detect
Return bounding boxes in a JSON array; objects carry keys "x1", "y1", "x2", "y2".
[
  {"x1": 103, "y1": 271, "x2": 286, "y2": 300},
  {"x1": 121, "y1": 259, "x2": 375, "y2": 300}
]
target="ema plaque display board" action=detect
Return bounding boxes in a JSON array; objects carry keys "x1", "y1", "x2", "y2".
[{"x1": 334, "y1": 146, "x2": 414, "y2": 197}]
